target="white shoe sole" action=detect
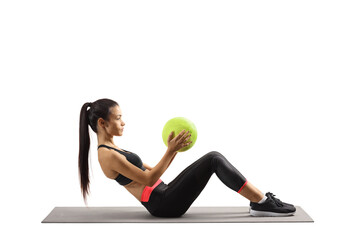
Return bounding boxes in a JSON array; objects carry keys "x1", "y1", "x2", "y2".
[{"x1": 250, "y1": 209, "x2": 296, "y2": 217}]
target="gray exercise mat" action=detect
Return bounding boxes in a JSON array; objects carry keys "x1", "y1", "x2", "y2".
[{"x1": 42, "y1": 206, "x2": 313, "y2": 223}]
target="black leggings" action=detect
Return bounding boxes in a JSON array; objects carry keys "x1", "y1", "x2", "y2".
[{"x1": 141, "y1": 151, "x2": 248, "y2": 217}]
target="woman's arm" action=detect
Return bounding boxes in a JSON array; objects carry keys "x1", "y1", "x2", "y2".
[
  {"x1": 166, "y1": 151, "x2": 177, "y2": 168},
  {"x1": 110, "y1": 149, "x2": 176, "y2": 186},
  {"x1": 143, "y1": 162, "x2": 153, "y2": 171}
]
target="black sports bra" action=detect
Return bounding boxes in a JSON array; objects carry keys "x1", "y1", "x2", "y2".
[{"x1": 97, "y1": 144, "x2": 146, "y2": 186}]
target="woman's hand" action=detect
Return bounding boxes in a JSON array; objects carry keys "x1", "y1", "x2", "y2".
[{"x1": 167, "y1": 129, "x2": 192, "y2": 153}]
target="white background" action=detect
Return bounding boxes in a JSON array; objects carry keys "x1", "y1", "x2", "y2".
[{"x1": 1, "y1": 0, "x2": 359, "y2": 239}]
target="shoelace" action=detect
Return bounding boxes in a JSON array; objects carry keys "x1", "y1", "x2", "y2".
[{"x1": 267, "y1": 192, "x2": 284, "y2": 207}]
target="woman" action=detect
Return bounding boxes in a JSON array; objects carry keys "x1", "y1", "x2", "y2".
[{"x1": 79, "y1": 98, "x2": 296, "y2": 217}]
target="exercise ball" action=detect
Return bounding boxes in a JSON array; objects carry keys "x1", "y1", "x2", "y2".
[{"x1": 162, "y1": 117, "x2": 197, "y2": 152}]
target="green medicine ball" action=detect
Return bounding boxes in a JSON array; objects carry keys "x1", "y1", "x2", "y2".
[{"x1": 162, "y1": 117, "x2": 197, "y2": 152}]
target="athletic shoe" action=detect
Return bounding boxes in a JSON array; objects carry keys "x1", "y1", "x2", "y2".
[{"x1": 249, "y1": 192, "x2": 296, "y2": 217}]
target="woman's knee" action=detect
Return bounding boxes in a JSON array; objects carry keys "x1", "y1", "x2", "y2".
[
  {"x1": 206, "y1": 151, "x2": 225, "y2": 159},
  {"x1": 202, "y1": 151, "x2": 224, "y2": 169}
]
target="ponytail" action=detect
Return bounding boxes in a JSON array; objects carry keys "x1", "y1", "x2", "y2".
[{"x1": 78, "y1": 102, "x2": 92, "y2": 205}]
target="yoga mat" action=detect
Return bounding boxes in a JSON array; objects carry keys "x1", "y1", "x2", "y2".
[{"x1": 42, "y1": 206, "x2": 313, "y2": 223}]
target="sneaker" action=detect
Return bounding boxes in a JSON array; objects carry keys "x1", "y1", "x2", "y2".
[{"x1": 249, "y1": 192, "x2": 296, "y2": 217}]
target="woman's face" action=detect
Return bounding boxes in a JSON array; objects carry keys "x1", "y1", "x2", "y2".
[{"x1": 104, "y1": 105, "x2": 125, "y2": 136}]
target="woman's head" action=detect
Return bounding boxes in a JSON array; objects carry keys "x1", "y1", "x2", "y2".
[
  {"x1": 87, "y1": 99, "x2": 125, "y2": 136},
  {"x1": 78, "y1": 98, "x2": 122, "y2": 205}
]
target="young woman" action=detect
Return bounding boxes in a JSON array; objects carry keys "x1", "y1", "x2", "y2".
[{"x1": 79, "y1": 98, "x2": 296, "y2": 217}]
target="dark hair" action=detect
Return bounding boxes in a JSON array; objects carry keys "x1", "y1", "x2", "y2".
[{"x1": 78, "y1": 98, "x2": 119, "y2": 205}]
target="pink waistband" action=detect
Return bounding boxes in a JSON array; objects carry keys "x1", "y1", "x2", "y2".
[{"x1": 141, "y1": 179, "x2": 163, "y2": 202}]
